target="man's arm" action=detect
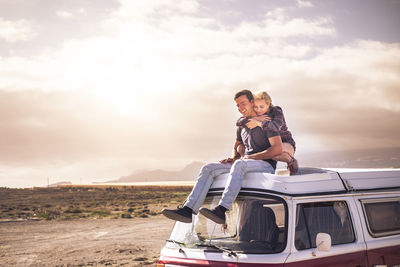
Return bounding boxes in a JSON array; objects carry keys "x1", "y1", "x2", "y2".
[
  {"x1": 244, "y1": 136, "x2": 283, "y2": 160},
  {"x1": 220, "y1": 140, "x2": 242, "y2": 164}
]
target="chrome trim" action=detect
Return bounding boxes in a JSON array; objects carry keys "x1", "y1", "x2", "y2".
[{"x1": 292, "y1": 191, "x2": 400, "y2": 200}]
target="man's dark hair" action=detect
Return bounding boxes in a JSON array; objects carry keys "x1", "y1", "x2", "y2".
[{"x1": 234, "y1": 89, "x2": 254, "y2": 102}]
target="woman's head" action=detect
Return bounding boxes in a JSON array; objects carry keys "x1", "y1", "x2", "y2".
[{"x1": 253, "y1": 91, "x2": 272, "y2": 116}]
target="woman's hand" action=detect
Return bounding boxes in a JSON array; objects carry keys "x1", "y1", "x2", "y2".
[
  {"x1": 253, "y1": 115, "x2": 271, "y2": 122},
  {"x1": 245, "y1": 119, "x2": 262, "y2": 129}
]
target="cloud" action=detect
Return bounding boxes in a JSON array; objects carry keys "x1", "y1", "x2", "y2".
[
  {"x1": 0, "y1": 89, "x2": 234, "y2": 163},
  {"x1": 56, "y1": 10, "x2": 74, "y2": 18},
  {"x1": 296, "y1": 0, "x2": 314, "y2": 8},
  {"x1": 0, "y1": 2, "x2": 337, "y2": 98},
  {"x1": 268, "y1": 41, "x2": 400, "y2": 151},
  {"x1": 0, "y1": 17, "x2": 35, "y2": 42},
  {"x1": 0, "y1": 0, "x2": 399, "y2": 186}
]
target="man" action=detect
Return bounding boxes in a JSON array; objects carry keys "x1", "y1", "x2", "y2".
[{"x1": 162, "y1": 90, "x2": 283, "y2": 224}]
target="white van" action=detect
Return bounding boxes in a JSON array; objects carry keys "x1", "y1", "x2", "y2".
[{"x1": 157, "y1": 168, "x2": 400, "y2": 267}]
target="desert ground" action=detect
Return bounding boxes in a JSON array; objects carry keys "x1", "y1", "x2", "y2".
[{"x1": 0, "y1": 186, "x2": 192, "y2": 266}]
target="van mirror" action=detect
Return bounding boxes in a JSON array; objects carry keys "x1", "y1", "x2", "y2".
[{"x1": 316, "y1": 233, "x2": 331, "y2": 252}]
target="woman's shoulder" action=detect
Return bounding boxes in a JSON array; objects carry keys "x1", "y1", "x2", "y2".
[{"x1": 269, "y1": 105, "x2": 284, "y2": 115}]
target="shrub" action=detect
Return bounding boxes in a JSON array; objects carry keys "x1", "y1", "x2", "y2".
[
  {"x1": 91, "y1": 211, "x2": 110, "y2": 217},
  {"x1": 65, "y1": 208, "x2": 83, "y2": 213},
  {"x1": 121, "y1": 213, "x2": 132, "y2": 219}
]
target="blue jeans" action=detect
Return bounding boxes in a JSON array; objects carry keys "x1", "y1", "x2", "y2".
[{"x1": 184, "y1": 159, "x2": 274, "y2": 213}]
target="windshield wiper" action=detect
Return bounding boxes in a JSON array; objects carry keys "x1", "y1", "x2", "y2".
[
  {"x1": 195, "y1": 243, "x2": 237, "y2": 257},
  {"x1": 166, "y1": 239, "x2": 186, "y2": 253},
  {"x1": 166, "y1": 239, "x2": 186, "y2": 246}
]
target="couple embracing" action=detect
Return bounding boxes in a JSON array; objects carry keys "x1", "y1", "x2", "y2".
[{"x1": 162, "y1": 89, "x2": 298, "y2": 224}]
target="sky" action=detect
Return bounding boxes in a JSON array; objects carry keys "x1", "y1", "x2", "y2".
[{"x1": 0, "y1": 0, "x2": 399, "y2": 187}]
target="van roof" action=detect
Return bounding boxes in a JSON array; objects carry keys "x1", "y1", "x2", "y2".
[{"x1": 209, "y1": 167, "x2": 400, "y2": 196}]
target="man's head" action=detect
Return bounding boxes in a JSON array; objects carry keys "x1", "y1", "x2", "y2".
[{"x1": 234, "y1": 89, "x2": 255, "y2": 117}]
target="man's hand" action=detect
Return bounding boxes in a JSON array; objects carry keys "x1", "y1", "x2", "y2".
[
  {"x1": 219, "y1": 158, "x2": 236, "y2": 164},
  {"x1": 243, "y1": 154, "x2": 256, "y2": 160},
  {"x1": 245, "y1": 119, "x2": 262, "y2": 129}
]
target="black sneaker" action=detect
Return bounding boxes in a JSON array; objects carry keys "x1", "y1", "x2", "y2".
[
  {"x1": 162, "y1": 206, "x2": 193, "y2": 223},
  {"x1": 199, "y1": 205, "x2": 226, "y2": 224}
]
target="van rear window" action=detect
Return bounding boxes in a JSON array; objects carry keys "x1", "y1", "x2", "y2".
[{"x1": 362, "y1": 198, "x2": 400, "y2": 237}]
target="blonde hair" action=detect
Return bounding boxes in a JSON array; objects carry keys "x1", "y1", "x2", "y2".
[{"x1": 254, "y1": 91, "x2": 273, "y2": 107}]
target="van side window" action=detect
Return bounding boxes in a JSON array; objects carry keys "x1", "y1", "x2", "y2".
[
  {"x1": 362, "y1": 198, "x2": 400, "y2": 237},
  {"x1": 295, "y1": 201, "x2": 355, "y2": 250}
]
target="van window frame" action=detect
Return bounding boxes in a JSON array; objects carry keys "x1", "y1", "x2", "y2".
[
  {"x1": 200, "y1": 191, "x2": 289, "y2": 253},
  {"x1": 294, "y1": 199, "x2": 357, "y2": 250},
  {"x1": 360, "y1": 197, "x2": 400, "y2": 238}
]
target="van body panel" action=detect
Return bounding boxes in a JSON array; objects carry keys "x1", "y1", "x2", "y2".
[
  {"x1": 210, "y1": 171, "x2": 345, "y2": 196},
  {"x1": 285, "y1": 239, "x2": 367, "y2": 266},
  {"x1": 288, "y1": 196, "x2": 367, "y2": 263},
  {"x1": 160, "y1": 247, "x2": 289, "y2": 264},
  {"x1": 338, "y1": 169, "x2": 400, "y2": 191},
  {"x1": 353, "y1": 193, "x2": 400, "y2": 266},
  {"x1": 366, "y1": 244, "x2": 400, "y2": 267},
  {"x1": 283, "y1": 250, "x2": 367, "y2": 267},
  {"x1": 362, "y1": 227, "x2": 400, "y2": 266},
  {"x1": 158, "y1": 255, "x2": 286, "y2": 267}
]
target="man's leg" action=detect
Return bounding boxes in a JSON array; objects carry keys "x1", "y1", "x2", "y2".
[
  {"x1": 162, "y1": 162, "x2": 231, "y2": 222},
  {"x1": 184, "y1": 162, "x2": 231, "y2": 213},
  {"x1": 199, "y1": 159, "x2": 274, "y2": 224}
]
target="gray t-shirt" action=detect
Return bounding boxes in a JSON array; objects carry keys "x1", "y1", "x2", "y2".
[{"x1": 237, "y1": 125, "x2": 278, "y2": 169}]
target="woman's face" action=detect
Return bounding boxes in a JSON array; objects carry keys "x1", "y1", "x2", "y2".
[{"x1": 253, "y1": 99, "x2": 270, "y2": 116}]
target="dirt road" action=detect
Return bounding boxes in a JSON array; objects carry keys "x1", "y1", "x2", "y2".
[{"x1": 0, "y1": 216, "x2": 175, "y2": 266}]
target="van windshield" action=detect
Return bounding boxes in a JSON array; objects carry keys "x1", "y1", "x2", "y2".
[{"x1": 167, "y1": 194, "x2": 287, "y2": 254}]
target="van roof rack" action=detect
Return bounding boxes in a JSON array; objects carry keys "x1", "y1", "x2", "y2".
[{"x1": 209, "y1": 167, "x2": 400, "y2": 197}]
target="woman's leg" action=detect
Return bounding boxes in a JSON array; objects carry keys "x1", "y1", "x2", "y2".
[
  {"x1": 272, "y1": 142, "x2": 295, "y2": 163},
  {"x1": 272, "y1": 143, "x2": 298, "y2": 175}
]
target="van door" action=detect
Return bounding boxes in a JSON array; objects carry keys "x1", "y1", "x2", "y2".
[
  {"x1": 284, "y1": 198, "x2": 368, "y2": 267},
  {"x1": 357, "y1": 196, "x2": 400, "y2": 267}
]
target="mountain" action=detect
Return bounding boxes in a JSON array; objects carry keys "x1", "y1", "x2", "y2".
[
  {"x1": 108, "y1": 161, "x2": 205, "y2": 183},
  {"x1": 297, "y1": 147, "x2": 400, "y2": 169},
  {"x1": 48, "y1": 181, "x2": 72, "y2": 187},
  {"x1": 105, "y1": 147, "x2": 400, "y2": 183}
]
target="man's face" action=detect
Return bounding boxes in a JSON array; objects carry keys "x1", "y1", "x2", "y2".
[{"x1": 235, "y1": 95, "x2": 254, "y2": 117}]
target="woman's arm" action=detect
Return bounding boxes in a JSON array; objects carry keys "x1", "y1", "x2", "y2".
[{"x1": 262, "y1": 106, "x2": 286, "y2": 132}]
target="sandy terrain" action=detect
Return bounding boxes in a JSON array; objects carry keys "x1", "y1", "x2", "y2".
[{"x1": 0, "y1": 216, "x2": 175, "y2": 266}]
